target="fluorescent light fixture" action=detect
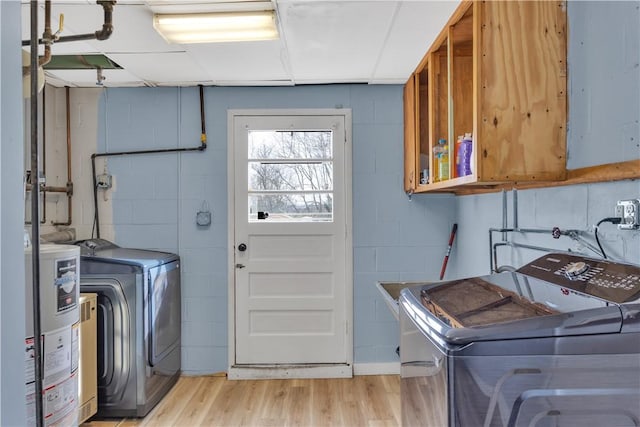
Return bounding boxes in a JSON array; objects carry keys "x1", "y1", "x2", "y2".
[{"x1": 153, "y1": 11, "x2": 279, "y2": 44}]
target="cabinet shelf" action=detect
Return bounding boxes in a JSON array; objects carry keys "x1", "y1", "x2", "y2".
[{"x1": 404, "y1": 1, "x2": 567, "y2": 194}]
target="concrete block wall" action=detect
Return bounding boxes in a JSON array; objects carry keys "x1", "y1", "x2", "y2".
[
  {"x1": 450, "y1": 181, "x2": 640, "y2": 280},
  {"x1": 448, "y1": 1, "x2": 640, "y2": 278},
  {"x1": 566, "y1": 1, "x2": 639, "y2": 168},
  {"x1": 93, "y1": 84, "x2": 455, "y2": 374},
  {"x1": 18, "y1": 0, "x2": 638, "y2": 380}
]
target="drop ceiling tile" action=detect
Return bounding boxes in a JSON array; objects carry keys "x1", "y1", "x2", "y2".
[
  {"x1": 372, "y1": 1, "x2": 459, "y2": 82},
  {"x1": 44, "y1": 69, "x2": 145, "y2": 88},
  {"x1": 107, "y1": 52, "x2": 211, "y2": 84},
  {"x1": 185, "y1": 41, "x2": 292, "y2": 83},
  {"x1": 279, "y1": 1, "x2": 397, "y2": 82}
]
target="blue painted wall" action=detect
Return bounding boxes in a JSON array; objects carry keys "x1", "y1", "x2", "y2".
[
  {"x1": 94, "y1": 1, "x2": 640, "y2": 374},
  {"x1": 448, "y1": 1, "x2": 640, "y2": 278},
  {"x1": 566, "y1": 1, "x2": 639, "y2": 168},
  {"x1": 98, "y1": 85, "x2": 455, "y2": 373}
]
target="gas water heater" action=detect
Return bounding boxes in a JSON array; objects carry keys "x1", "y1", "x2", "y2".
[{"x1": 25, "y1": 244, "x2": 81, "y2": 426}]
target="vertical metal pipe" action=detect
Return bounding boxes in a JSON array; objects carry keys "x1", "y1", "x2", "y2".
[
  {"x1": 199, "y1": 85, "x2": 207, "y2": 147},
  {"x1": 29, "y1": 1, "x2": 45, "y2": 425},
  {"x1": 52, "y1": 86, "x2": 72, "y2": 226},
  {"x1": 501, "y1": 189, "x2": 507, "y2": 241},
  {"x1": 92, "y1": 155, "x2": 100, "y2": 238},
  {"x1": 41, "y1": 85, "x2": 46, "y2": 223},
  {"x1": 513, "y1": 188, "x2": 518, "y2": 230}
]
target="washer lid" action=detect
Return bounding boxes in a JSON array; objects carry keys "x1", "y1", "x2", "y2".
[
  {"x1": 75, "y1": 239, "x2": 178, "y2": 269},
  {"x1": 85, "y1": 247, "x2": 178, "y2": 267},
  {"x1": 400, "y1": 255, "x2": 630, "y2": 345}
]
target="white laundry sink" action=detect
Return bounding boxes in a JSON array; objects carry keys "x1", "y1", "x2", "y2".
[{"x1": 376, "y1": 281, "x2": 432, "y2": 320}]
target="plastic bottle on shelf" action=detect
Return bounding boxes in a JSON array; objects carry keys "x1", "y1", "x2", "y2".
[
  {"x1": 437, "y1": 138, "x2": 449, "y2": 181},
  {"x1": 454, "y1": 135, "x2": 463, "y2": 178},
  {"x1": 457, "y1": 133, "x2": 473, "y2": 177},
  {"x1": 432, "y1": 141, "x2": 443, "y2": 182}
]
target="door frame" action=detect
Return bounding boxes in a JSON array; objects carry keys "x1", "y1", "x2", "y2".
[{"x1": 226, "y1": 109, "x2": 353, "y2": 379}]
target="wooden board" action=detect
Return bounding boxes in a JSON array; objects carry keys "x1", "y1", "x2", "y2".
[
  {"x1": 478, "y1": 1, "x2": 567, "y2": 182},
  {"x1": 403, "y1": 74, "x2": 417, "y2": 192},
  {"x1": 420, "y1": 277, "x2": 556, "y2": 328}
]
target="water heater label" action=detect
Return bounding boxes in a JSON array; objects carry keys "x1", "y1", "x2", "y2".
[{"x1": 55, "y1": 258, "x2": 77, "y2": 313}]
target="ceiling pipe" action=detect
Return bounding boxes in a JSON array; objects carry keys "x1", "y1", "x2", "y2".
[
  {"x1": 22, "y1": 0, "x2": 117, "y2": 46},
  {"x1": 56, "y1": 0, "x2": 115, "y2": 43}
]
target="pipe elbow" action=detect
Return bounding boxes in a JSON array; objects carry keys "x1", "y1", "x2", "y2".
[{"x1": 95, "y1": 24, "x2": 113, "y2": 40}]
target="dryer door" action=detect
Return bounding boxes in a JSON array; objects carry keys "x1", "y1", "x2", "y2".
[
  {"x1": 80, "y1": 278, "x2": 131, "y2": 408},
  {"x1": 148, "y1": 260, "x2": 181, "y2": 366}
]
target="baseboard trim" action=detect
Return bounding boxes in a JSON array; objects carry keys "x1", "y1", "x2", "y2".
[
  {"x1": 353, "y1": 362, "x2": 399, "y2": 375},
  {"x1": 228, "y1": 364, "x2": 353, "y2": 380}
]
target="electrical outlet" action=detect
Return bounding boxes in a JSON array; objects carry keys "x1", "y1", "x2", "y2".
[
  {"x1": 97, "y1": 173, "x2": 112, "y2": 189},
  {"x1": 616, "y1": 199, "x2": 640, "y2": 230}
]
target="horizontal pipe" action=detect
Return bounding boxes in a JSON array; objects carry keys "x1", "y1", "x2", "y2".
[
  {"x1": 489, "y1": 227, "x2": 603, "y2": 259},
  {"x1": 489, "y1": 227, "x2": 581, "y2": 236},
  {"x1": 92, "y1": 145, "x2": 205, "y2": 160},
  {"x1": 91, "y1": 144, "x2": 206, "y2": 238},
  {"x1": 22, "y1": 0, "x2": 115, "y2": 46},
  {"x1": 25, "y1": 184, "x2": 70, "y2": 194}
]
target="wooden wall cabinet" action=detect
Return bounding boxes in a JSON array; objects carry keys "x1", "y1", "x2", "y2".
[{"x1": 404, "y1": 1, "x2": 567, "y2": 194}]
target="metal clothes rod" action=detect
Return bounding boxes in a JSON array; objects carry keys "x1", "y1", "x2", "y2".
[{"x1": 488, "y1": 227, "x2": 604, "y2": 273}]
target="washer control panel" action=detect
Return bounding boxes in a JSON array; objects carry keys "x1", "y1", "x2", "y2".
[{"x1": 517, "y1": 253, "x2": 640, "y2": 304}]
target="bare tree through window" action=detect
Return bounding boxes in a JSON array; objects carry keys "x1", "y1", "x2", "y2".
[{"x1": 248, "y1": 130, "x2": 334, "y2": 222}]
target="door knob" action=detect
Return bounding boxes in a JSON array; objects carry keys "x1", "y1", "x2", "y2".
[{"x1": 238, "y1": 243, "x2": 247, "y2": 252}]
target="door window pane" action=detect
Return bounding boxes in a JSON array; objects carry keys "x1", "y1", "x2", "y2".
[
  {"x1": 249, "y1": 193, "x2": 333, "y2": 222},
  {"x1": 249, "y1": 162, "x2": 333, "y2": 191},
  {"x1": 249, "y1": 131, "x2": 332, "y2": 160},
  {"x1": 248, "y1": 129, "x2": 334, "y2": 223}
]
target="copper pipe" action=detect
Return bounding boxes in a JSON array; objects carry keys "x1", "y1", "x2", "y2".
[
  {"x1": 27, "y1": 86, "x2": 48, "y2": 225},
  {"x1": 25, "y1": 184, "x2": 69, "y2": 193},
  {"x1": 46, "y1": 185, "x2": 70, "y2": 193},
  {"x1": 38, "y1": 0, "x2": 52, "y2": 67},
  {"x1": 52, "y1": 86, "x2": 73, "y2": 226}
]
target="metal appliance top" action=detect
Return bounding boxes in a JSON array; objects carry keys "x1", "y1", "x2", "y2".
[
  {"x1": 400, "y1": 253, "x2": 640, "y2": 345},
  {"x1": 516, "y1": 252, "x2": 640, "y2": 304},
  {"x1": 74, "y1": 238, "x2": 179, "y2": 270}
]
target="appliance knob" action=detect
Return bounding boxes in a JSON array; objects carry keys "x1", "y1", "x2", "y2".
[{"x1": 565, "y1": 261, "x2": 589, "y2": 279}]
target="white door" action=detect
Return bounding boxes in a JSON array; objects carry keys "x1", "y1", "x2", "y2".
[{"x1": 230, "y1": 111, "x2": 352, "y2": 371}]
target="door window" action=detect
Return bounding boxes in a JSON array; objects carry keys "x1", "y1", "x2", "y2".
[{"x1": 247, "y1": 130, "x2": 333, "y2": 222}]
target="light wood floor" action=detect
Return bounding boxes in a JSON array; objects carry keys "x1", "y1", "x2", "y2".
[{"x1": 82, "y1": 375, "x2": 401, "y2": 427}]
